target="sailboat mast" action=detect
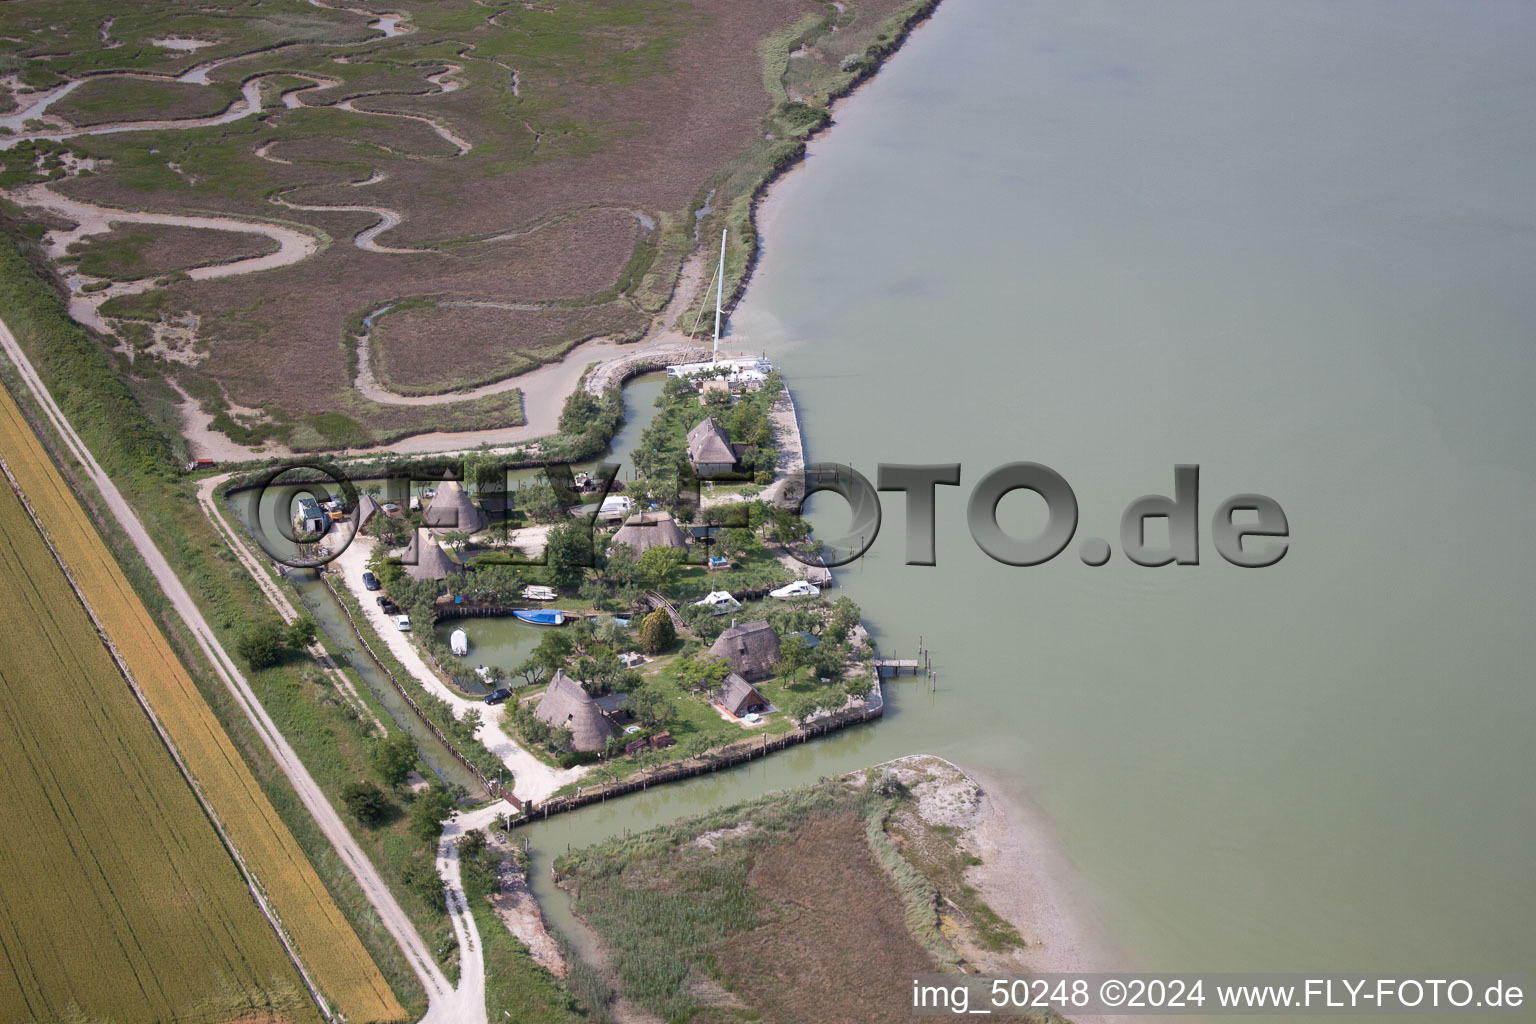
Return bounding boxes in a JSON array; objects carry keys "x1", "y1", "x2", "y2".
[{"x1": 712, "y1": 228, "x2": 726, "y2": 361}]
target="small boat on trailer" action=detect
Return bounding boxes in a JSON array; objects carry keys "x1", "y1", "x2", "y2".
[
  {"x1": 513, "y1": 608, "x2": 566, "y2": 626},
  {"x1": 450, "y1": 628, "x2": 469, "y2": 656}
]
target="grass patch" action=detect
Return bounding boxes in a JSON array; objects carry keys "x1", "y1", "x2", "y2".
[{"x1": 556, "y1": 775, "x2": 965, "y2": 1023}]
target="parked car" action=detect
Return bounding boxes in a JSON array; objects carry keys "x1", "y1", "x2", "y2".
[
  {"x1": 483, "y1": 688, "x2": 513, "y2": 705},
  {"x1": 376, "y1": 595, "x2": 398, "y2": 614},
  {"x1": 395, "y1": 614, "x2": 411, "y2": 631},
  {"x1": 361, "y1": 571, "x2": 380, "y2": 591}
]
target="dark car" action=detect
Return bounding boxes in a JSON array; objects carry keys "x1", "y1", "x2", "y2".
[
  {"x1": 483, "y1": 688, "x2": 513, "y2": 706},
  {"x1": 361, "y1": 571, "x2": 380, "y2": 591},
  {"x1": 376, "y1": 596, "x2": 399, "y2": 614}
]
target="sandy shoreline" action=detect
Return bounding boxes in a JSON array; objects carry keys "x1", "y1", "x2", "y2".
[
  {"x1": 731, "y1": 2, "x2": 1122, "y2": 987},
  {"x1": 878, "y1": 755, "x2": 1117, "y2": 979}
]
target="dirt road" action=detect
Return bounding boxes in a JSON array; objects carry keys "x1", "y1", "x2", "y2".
[
  {"x1": 332, "y1": 536, "x2": 589, "y2": 802},
  {"x1": 0, "y1": 315, "x2": 471, "y2": 1021}
]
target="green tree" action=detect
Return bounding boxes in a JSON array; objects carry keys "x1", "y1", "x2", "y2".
[
  {"x1": 845, "y1": 674, "x2": 874, "y2": 699},
  {"x1": 828, "y1": 596, "x2": 861, "y2": 643},
  {"x1": 409, "y1": 788, "x2": 456, "y2": 844},
  {"x1": 784, "y1": 693, "x2": 824, "y2": 724},
  {"x1": 775, "y1": 633, "x2": 811, "y2": 683},
  {"x1": 602, "y1": 543, "x2": 640, "y2": 586},
  {"x1": 528, "y1": 630, "x2": 575, "y2": 677},
  {"x1": 675, "y1": 648, "x2": 730, "y2": 691},
  {"x1": 639, "y1": 608, "x2": 676, "y2": 654},
  {"x1": 636, "y1": 545, "x2": 686, "y2": 592},
  {"x1": 545, "y1": 521, "x2": 597, "y2": 588},
  {"x1": 284, "y1": 613, "x2": 318, "y2": 650},
  {"x1": 810, "y1": 641, "x2": 846, "y2": 683},
  {"x1": 341, "y1": 780, "x2": 392, "y2": 826},
  {"x1": 371, "y1": 733, "x2": 418, "y2": 788},
  {"x1": 515, "y1": 477, "x2": 564, "y2": 522},
  {"x1": 236, "y1": 617, "x2": 288, "y2": 669},
  {"x1": 558, "y1": 389, "x2": 602, "y2": 434},
  {"x1": 513, "y1": 654, "x2": 550, "y2": 689},
  {"x1": 628, "y1": 684, "x2": 673, "y2": 729}
]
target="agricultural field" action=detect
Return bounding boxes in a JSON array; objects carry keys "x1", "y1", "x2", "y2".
[
  {"x1": 0, "y1": 0, "x2": 935, "y2": 451},
  {"x1": 0, "y1": 452, "x2": 310, "y2": 1022},
  {"x1": 554, "y1": 760, "x2": 1038, "y2": 1024},
  {"x1": 0, "y1": 384, "x2": 406, "y2": 1023}
]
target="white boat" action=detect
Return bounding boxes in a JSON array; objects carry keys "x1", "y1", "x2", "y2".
[
  {"x1": 450, "y1": 628, "x2": 468, "y2": 657},
  {"x1": 770, "y1": 580, "x2": 821, "y2": 599},
  {"x1": 596, "y1": 495, "x2": 633, "y2": 521},
  {"x1": 567, "y1": 494, "x2": 634, "y2": 521},
  {"x1": 666, "y1": 229, "x2": 773, "y2": 381},
  {"x1": 521, "y1": 585, "x2": 557, "y2": 601},
  {"x1": 695, "y1": 590, "x2": 741, "y2": 612}
]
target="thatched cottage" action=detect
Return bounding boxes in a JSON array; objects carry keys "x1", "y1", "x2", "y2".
[
  {"x1": 708, "y1": 618, "x2": 781, "y2": 682},
  {"x1": 533, "y1": 671, "x2": 618, "y2": 752},
  {"x1": 425, "y1": 476, "x2": 487, "y2": 535},
  {"x1": 686, "y1": 416, "x2": 738, "y2": 477},
  {"x1": 356, "y1": 492, "x2": 381, "y2": 528},
  {"x1": 609, "y1": 510, "x2": 690, "y2": 556},
  {"x1": 717, "y1": 671, "x2": 769, "y2": 717},
  {"x1": 402, "y1": 532, "x2": 463, "y2": 582}
]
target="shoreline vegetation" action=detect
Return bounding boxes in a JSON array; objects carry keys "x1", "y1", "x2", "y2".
[
  {"x1": 551, "y1": 755, "x2": 1066, "y2": 1024},
  {"x1": 0, "y1": 3, "x2": 1123, "y2": 1024}
]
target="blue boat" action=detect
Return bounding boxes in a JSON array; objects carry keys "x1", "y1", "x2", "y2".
[{"x1": 513, "y1": 608, "x2": 566, "y2": 626}]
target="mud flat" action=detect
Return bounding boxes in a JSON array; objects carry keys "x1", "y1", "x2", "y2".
[
  {"x1": 880, "y1": 756, "x2": 1115, "y2": 978},
  {"x1": 548, "y1": 753, "x2": 1104, "y2": 1023}
]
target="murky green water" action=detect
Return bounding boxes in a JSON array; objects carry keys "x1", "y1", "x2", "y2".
[
  {"x1": 431, "y1": 616, "x2": 544, "y2": 677},
  {"x1": 232, "y1": 482, "x2": 487, "y2": 795},
  {"x1": 522, "y1": 0, "x2": 1536, "y2": 993}
]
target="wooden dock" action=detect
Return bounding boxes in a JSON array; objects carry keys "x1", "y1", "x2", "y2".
[{"x1": 873, "y1": 659, "x2": 921, "y2": 676}]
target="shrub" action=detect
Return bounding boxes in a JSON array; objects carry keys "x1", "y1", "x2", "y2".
[
  {"x1": 409, "y1": 788, "x2": 455, "y2": 843},
  {"x1": 235, "y1": 617, "x2": 288, "y2": 669},
  {"x1": 371, "y1": 732, "x2": 417, "y2": 788},
  {"x1": 284, "y1": 613, "x2": 317, "y2": 649},
  {"x1": 639, "y1": 608, "x2": 675, "y2": 654},
  {"x1": 341, "y1": 780, "x2": 392, "y2": 826},
  {"x1": 399, "y1": 857, "x2": 445, "y2": 909}
]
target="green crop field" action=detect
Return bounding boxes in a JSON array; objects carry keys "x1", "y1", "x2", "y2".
[{"x1": 0, "y1": 468, "x2": 314, "y2": 1023}]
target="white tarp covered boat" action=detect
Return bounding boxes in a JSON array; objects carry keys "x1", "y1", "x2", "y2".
[
  {"x1": 694, "y1": 590, "x2": 741, "y2": 612},
  {"x1": 770, "y1": 580, "x2": 821, "y2": 599},
  {"x1": 450, "y1": 628, "x2": 469, "y2": 656}
]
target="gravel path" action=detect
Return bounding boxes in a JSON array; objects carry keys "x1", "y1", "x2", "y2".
[
  {"x1": 0, "y1": 314, "x2": 465, "y2": 1019},
  {"x1": 332, "y1": 535, "x2": 590, "y2": 802}
]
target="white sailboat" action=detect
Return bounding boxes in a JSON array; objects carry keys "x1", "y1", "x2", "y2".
[
  {"x1": 669, "y1": 229, "x2": 772, "y2": 379},
  {"x1": 450, "y1": 628, "x2": 468, "y2": 656}
]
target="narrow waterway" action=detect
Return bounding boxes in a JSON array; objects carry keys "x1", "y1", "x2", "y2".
[
  {"x1": 229, "y1": 373, "x2": 669, "y2": 795},
  {"x1": 523, "y1": 0, "x2": 1536, "y2": 993}
]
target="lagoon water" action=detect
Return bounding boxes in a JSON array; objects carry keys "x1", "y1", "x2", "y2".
[{"x1": 523, "y1": 0, "x2": 1536, "y2": 989}]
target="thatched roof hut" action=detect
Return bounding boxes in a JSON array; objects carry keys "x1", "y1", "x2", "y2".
[
  {"x1": 708, "y1": 618, "x2": 781, "y2": 681},
  {"x1": 533, "y1": 671, "x2": 618, "y2": 751},
  {"x1": 608, "y1": 510, "x2": 690, "y2": 556},
  {"x1": 425, "y1": 476, "x2": 487, "y2": 535},
  {"x1": 686, "y1": 417, "x2": 737, "y2": 474},
  {"x1": 356, "y1": 492, "x2": 382, "y2": 528},
  {"x1": 717, "y1": 671, "x2": 769, "y2": 717},
  {"x1": 402, "y1": 532, "x2": 463, "y2": 581}
]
